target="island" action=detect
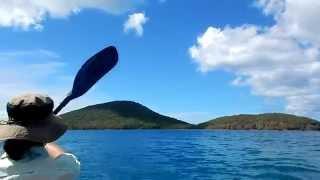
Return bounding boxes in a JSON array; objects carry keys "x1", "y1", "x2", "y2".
[
  {"x1": 61, "y1": 101, "x2": 192, "y2": 129},
  {"x1": 60, "y1": 101, "x2": 320, "y2": 130},
  {"x1": 198, "y1": 113, "x2": 320, "y2": 130}
]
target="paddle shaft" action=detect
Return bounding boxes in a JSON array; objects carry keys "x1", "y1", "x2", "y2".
[{"x1": 53, "y1": 95, "x2": 72, "y2": 115}]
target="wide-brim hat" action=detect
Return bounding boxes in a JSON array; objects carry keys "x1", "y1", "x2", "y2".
[{"x1": 0, "y1": 93, "x2": 67, "y2": 143}]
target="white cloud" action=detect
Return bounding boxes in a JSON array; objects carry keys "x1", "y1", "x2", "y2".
[
  {"x1": 189, "y1": 0, "x2": 320, "y2": 118},
  {"x1": 255, "y1": 0, "x2": 320, "y2": 46},
  {"x1": 0, "y1": 0, "x2": 142, "y2": 30},
  {"x1": 0, "y1": 50, "x2": 112, "y2": 119},
  {"x1": 124, "y1": 12, "x2": 148, "y2": 36}
]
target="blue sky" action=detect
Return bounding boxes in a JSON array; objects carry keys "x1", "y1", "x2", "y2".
[{"x1": 0, "y1": 0, "x2": 319, "y2": 124}]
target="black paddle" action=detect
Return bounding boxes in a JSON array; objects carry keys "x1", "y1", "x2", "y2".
[{"x1": 53, "y1": 46, "x2": 118, "y2": 115}]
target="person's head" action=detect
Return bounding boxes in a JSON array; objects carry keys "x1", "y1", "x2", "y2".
[{"x1": 0, "y1": 93, "x2": 67, "y2": 160}]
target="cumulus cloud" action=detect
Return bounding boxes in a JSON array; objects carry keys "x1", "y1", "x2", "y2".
[
  {"x1": 255, "y1": 0, "x2": 320, "y2": 46},
  {"x1": 0, "y1": 0, "x2": 142, "y2": 30},
  {"x1": 124, "y1": 12, "x2": 148, "y2": 36},
  {"x1": 189, "y1": 0, "x2": 320, "y2": 118}
]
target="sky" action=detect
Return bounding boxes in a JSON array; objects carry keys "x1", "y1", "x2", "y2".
[{"x1": 0, "y1": 0, "x2": 319, "y2": 124}]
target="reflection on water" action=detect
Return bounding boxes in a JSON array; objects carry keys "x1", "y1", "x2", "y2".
[{"x1": 58, "y1": 130, "x2": 320, "y2": 179}]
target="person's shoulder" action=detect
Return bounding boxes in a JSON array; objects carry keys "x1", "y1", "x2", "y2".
[
  {"x1": 0, "y1": 152, "x2": 13, "y2": 167},
  {"x1": 0, "y1": 153, "x2": 13, "y2": 177},
  {"x1": 55, "y1": 153, "x2": 80, "y2": 172}
]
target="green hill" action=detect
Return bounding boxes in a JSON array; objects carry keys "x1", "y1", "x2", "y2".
[
  {"x1": 198, "y1": 113, "x2": 320, "y2": 130},
  {"x1": 61, "y1": 101, "x2": 192, "y2": 129},
  {"x1": 60, "y1": 102, "x2": 320, "y2": 130}
]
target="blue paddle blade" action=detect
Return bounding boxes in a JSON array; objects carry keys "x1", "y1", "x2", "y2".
[
  {"x1": 70, "y1": 46, "x2": 118, "y2": 99},
  {"x1": 53, "y1": 46, "x2": 118, "y2": 114}
]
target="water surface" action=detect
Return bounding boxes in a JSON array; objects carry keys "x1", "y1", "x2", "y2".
[{"x1": 58, "y1": 130, "x2": 320, "y2": 180}]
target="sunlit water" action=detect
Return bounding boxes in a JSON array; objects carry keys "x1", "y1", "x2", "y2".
[{"x1": 56, "y1": 130, "x2": 320, "y2": 180}]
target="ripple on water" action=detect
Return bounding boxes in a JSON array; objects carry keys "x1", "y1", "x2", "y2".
[{"x1": 57, "y1": 130, "x2": 320, "y2": 180}]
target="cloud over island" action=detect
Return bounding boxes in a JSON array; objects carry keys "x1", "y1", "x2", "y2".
[{"x1": 189, "y1": 0, "x2": 320, "y2": 118}]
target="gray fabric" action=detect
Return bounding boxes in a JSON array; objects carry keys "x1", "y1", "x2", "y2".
[
  {"x1": 0, "y1": 147, "x2": 80, "y2": 179},
  {"x1": 9, "y1": 93, "x2": 53, "y2": 107}
]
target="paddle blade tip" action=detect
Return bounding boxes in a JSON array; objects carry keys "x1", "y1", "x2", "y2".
[{"x1": 106, "y1": 45, "x2": 119, "y2": 65}]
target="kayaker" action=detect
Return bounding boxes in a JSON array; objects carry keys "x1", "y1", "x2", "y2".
[{"x1": 0, "y1": 93, "x2": 80, "y2": 179}]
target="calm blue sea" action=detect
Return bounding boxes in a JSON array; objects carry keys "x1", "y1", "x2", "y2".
[{"x1": 58, "y1": 130, "x2": 320, "y2": 180}]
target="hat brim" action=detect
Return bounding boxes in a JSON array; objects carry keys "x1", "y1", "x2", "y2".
[{"x1": 0, "y1": 114, "x2": 67, "y2": 143}]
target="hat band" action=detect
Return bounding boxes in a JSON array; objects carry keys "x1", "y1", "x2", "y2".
[
  {"x1": 6, "y1": 118, "x2": 28, "y2": 126},
  {"x1": 0, "y1": 116, "x2": 50, "y2": 126},
  {"x1": 0, "y1": 119, "x2": 22, "y2": 126},
  {"x1": 0, "y1": 120, "x2": 9, "y2": 125}
]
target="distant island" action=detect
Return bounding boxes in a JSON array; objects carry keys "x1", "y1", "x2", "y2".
[
  {"x1": 61, "y1": 101, "x2": 192, "y2": 129},
  {"x1": 61, "y1": 101, "x2": 320, "y2": 130},
  {"x1": 198, "y1": 113, "x2": 320, "y2": 130}
]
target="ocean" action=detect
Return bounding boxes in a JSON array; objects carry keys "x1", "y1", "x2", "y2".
[{"x1": 58, "y1": 130, "x2": 320, "y2": 180}]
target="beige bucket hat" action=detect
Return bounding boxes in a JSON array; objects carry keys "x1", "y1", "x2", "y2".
[{"x1": 0, "y1": 93, "x2": 67, "y2": 143}]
